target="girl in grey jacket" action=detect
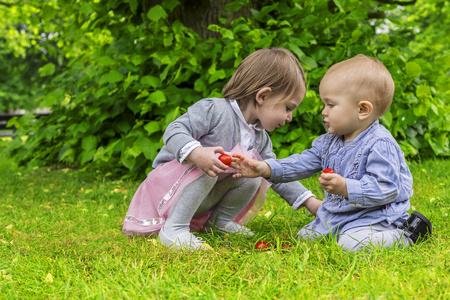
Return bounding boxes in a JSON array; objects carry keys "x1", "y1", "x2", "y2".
[{"x1": 122, "y1": 48, "x2": 322, "y2": 250}]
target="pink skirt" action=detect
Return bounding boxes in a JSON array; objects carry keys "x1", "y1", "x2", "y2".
[{"x1": 122, "y1": 144, "x2": 271, "y2": 237}]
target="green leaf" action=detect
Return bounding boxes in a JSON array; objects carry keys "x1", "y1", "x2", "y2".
[
  {"x1": 95, "y1": 87, "x2": 109, "y2": 99},
  {"x1": 147, "y1": 90, "x2": 167, "y2": 106},
  {"x1": 380, "y1": 33, "x2": 390, "y2": 43},
  {"x1": 220, "y1": 28, "x2": 234, "y2": 39},
  {"x1": 413, "y1": 103, "x2": 429, "y2": 117},
  {"x1": 39, "y1": 63, "x2": 56, "y2": 77},
  {"x1": 59, "y1": 147, "x2": 74, "y2": 163},
  {"x1": 121, "y1": 151, "x2": 136, "y2": 170},
  {"x1": 387, "y1": 17, "x2": 403, "y2": 26},
  {"x1": 41, "y1": 5, "x2": 57, "y2": 20},
  {"x1": 162, "y1": 0, "x2": 180, "y2": 11},
  {"x1": 140, "y1": 76, "x2": 161, "y2": 88},
  {"x1": 116, "y1": 120, "x2": 131, "y2": 133},
  {"x1": 143, "y1": 121, "x2": 161, "y2": 136},
  {"x1": 209, "y1": 69, "x2": 226, "y2": 84},
  {"x1": 99, "y1": 70, "x2": 124, "y2": 85},
  {"x1": 80, "y1": 3, "x2": 94, "y2": 18},
  {"x1": 80, "y1": 149, "x2": 95, "y2": 165},
  {"x1": 124, "y1": 74, "x2": 139, "y2": 91},
  {"x1": 98, "y1": 56, "x2": 116, "y2": 66},
  {"x1": 405, "y1": 62, "x2": 421, "y2": 78},
  {"x1": 254, "y1": 34, "x2": 275, "y2": 48},
  {"x1": 74, "y1": 122, "x2": 90, "y2": 135},
  {"x1": 134, "y1": 135, "x2": 159, "y2": 159},
  {"x1": 41, "y1": 88, "x2": 64, "y2": 107},
  {"x1": 128, "y1": 0, "x2": 138, "y2": 13},
  {"x1": 332, "y1": 0, "x2": 344, "y2": 12},
  {"x1": 194, "y1": 78, "x2": 207, "y2": 92},
  {"x1": 301, "y1": 56, "x2": 318, "y2": 70},
  {"x1": 351, "y1": 30, "x2": 362, "y2": 43},
  {"x1": 81, "y1": 135, "x2": 97, "y2": 151},
  {"x1": 278, "y1": 149, "x2": 290, "y2": 159},
  {"x1": 147, "y1": 5, "x2": 168, "y2": 21},
  {"x1": 225, "y1": 0, "x2": 249, "y2": 12},
  {"x1": 380, "y1": 111, "x2": 393, "y2": 128},
  {"x1": 416, "y1": 84, "x2": 431, "y2": 99}
]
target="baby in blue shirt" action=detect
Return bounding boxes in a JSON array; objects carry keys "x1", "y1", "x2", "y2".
[{"x1": 233, "y1": 54, "x2": 432, "y2": 251}]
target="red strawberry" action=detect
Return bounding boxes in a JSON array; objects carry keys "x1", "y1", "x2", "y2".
[
  {"x1": 218, "y1": 154, "x2": 232, "y2": 166},
  {"x1": 323, "y1": 168, "x2": 335, "y2": 174}
]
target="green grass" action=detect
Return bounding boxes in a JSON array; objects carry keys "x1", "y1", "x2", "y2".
[{"x1": 1, "y1": 153, "x2": 449, "y2": 299}]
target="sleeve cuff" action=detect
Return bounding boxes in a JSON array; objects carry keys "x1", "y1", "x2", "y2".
[
  {"x1": 265, "y1": 159, "x2": 283, "y2": 181},
  {"x1": 346, "y1": 178, "x2": 364, "y2": 207},
  {"x1": 179, "y1": 141, "x2": 202, "y2": 164},
  {"x1": 291, "y1": 191, "x2": 315, "y2": 210}
]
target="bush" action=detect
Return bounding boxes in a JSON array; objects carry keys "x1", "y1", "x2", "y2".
[{"x1": 4, "y1": 0, "x2": 449, "y2": 179}]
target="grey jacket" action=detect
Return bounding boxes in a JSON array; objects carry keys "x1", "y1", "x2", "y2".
[{"x1": 153, "y1": 98, "x2": 314, "y2": 210}]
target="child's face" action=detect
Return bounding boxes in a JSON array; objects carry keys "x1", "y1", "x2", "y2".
[
  {"x1": 257, "y1": 94, "x2": 302, "y2": 132},
  {"x1": 319, "y1": 75, "x2": 365, "y2": 142}
]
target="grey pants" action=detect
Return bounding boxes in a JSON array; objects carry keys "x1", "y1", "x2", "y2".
[
  {"x1": 163, "y1": 172, "x2": 260, "y2": 238},
  {"x1": 297, "y1": 223, "x2": 412, "y2": 251}
]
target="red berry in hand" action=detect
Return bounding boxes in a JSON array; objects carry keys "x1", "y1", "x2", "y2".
[
  {"x1": 219, "y1": 154, "x2": 232, "y2": 166},
  {"x1": 323, "y1": 168, "x2": 335, "y2": 174},
  {"x1": 255, "y1": 241, "x2": 268, "y2": 250}
]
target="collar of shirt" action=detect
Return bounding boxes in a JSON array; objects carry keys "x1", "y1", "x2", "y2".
[
  {"x1": 229, "y1": 100, "x2": 264, "y2": 131},
  {"x1": 343, "y1": 119, "x2": 380, "y2": 148},
  {"x1": 229, "y1": 100, "x2": 263, "y2": 150}
]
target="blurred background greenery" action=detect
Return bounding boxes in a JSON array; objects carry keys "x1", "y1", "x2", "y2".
[{"x1": 1, "y1": 0, "x2": 448, "y2": 178}]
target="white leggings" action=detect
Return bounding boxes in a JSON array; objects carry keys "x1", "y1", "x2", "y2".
[
  {"x1": 163, "y1": 173, "x2": 260, "y2": 238},
  {"x1": 298, "y1": 223, "x2": 412, "y2": 251}
]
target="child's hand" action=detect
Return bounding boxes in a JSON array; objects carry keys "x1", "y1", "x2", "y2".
[
  {"x1": 231, "y1": 154, "x2": 272, "y2": 179},
  {"x1": 186, "y1": 146, "x2": 229, "y2": 177},
  {"x1": 318, "y1": 172, "x2": 348, "y2": 198}
]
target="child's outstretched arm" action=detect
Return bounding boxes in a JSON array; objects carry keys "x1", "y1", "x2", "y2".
[
  {"x1": 231, "y1": 153, "x2": 272, "y2": 179},
  {"x1": 319, "y1": 172, "x2": 348, "y2": 198}
]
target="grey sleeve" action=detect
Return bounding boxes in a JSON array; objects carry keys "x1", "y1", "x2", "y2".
[
  {"x1": 163, "y1": 100, "x2": 216, "y2": 161},
  {"x1": 271, "y1": 181, "x2": 315, "y2": 210}
]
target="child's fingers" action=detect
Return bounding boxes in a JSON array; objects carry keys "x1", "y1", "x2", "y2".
[
  {"x1": 320, "y1": 173, "x2": 335, "y2": 180},
  {"x1": 213, "y1": 146, "x2": 225, "y2": 154}
]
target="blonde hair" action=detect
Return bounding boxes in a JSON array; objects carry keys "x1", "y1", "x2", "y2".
[
  {"x1": 320, "y1": 54, "x2": 395, "y2": 117},
  {"x1": 222, "y1": 48, "x2": 306, "y2": 110}
]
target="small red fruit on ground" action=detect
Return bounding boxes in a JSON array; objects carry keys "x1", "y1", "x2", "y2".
[
  {"x1": 323, "y1": 168, "x2": 335, "y2": 174},
  {"x1": 218, "y1": 154, "x2": 232, "y2": 166},
  {"x1": 255, "y1": 241, "x2": 268, "y2": 250}
]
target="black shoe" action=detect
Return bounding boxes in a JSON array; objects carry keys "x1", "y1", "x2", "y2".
[{"x1": 400, "y1": 211, "x2": 432, "y2": 243}]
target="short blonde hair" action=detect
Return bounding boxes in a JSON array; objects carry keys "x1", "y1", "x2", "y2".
[
  {"x1": 320, "y1": 54, "x2": 395, "y2": 117},
  {"x1": 222, "y1": 48, "x2": 306, "y2": 109}
]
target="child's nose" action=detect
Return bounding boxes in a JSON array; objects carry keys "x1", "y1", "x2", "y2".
[{"x1": 286, "y1": 112, "x2": 293, "y2": 122}]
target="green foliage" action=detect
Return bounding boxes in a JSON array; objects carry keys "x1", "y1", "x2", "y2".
[
  {"x1": 0, "y1": 1, "x2": 67, "y2": 112},
  {"x1": 4, "y1": 0, "x2": 449, "y2": 178}
]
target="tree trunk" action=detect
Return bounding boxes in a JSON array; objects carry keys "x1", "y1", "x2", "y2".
[{"x1": 145, "y1": 0, "x2": 259, "y2": 39}]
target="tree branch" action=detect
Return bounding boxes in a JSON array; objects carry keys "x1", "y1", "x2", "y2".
[
  {"x1": 0, "y1": 1, "x2": 14, "y2": 7},
  {"x1": 376, "y1": 0, "x2": 417, "y2": 5}
]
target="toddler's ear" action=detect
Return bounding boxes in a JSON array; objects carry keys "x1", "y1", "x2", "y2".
[
  {"x1": 358, "y1": 100, "x2": 373, "y2": 120},
  {"x1": 256, "y1": 87, "x2": 272, "y2": 105}
]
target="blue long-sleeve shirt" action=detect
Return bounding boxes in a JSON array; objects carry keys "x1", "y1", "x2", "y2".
[{"x1": 266, "y1": 120, "x2": 412, "y2": 235}]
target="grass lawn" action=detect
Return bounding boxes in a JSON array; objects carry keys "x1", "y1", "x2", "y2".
[{"x1": 1, "y1": 153, "x2": 449, "y2": 299}]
